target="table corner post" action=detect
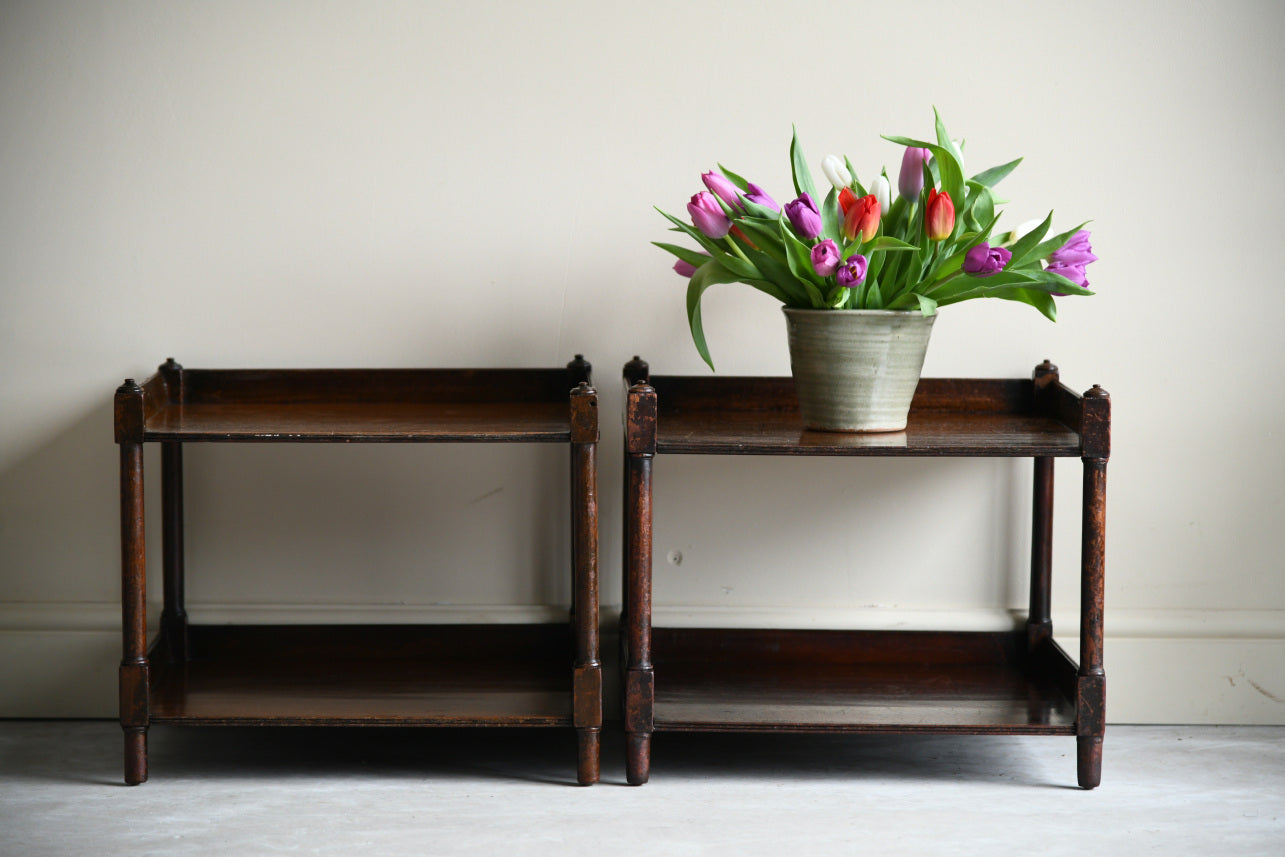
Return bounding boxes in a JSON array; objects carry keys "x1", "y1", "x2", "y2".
[
  {"x1": 1077, "y1": 383, "x2": 1110, "y2": 789},
  {"x1": 115, "y1": 378, "x2": 150, "y2": 785},
  {"x1": 569, "y1": 380, "x2": 601, "y2": 784},
  {"x1": 623, "y1": 377, "x2": 656, "y2": 784}
]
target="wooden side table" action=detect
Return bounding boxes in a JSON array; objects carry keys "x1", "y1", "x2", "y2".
[
  {"x1": 621, "y1": 358, "x2": 1109, "y2": 788},
  {"x1": 114, "y1": 358, "x2": 601, "y2": 784}
]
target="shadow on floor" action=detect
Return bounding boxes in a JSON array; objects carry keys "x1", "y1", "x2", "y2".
[{"x1": 3, "y1": 721, "x2": 1071, "y2": 789}]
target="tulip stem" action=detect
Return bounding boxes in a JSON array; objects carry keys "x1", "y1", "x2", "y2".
[
  {"x1": 724, "y1": 236, "x2": 751, "y2": 264},
  {"x1": 921, "y1": 271, "x2": 962, "y2": 297}
]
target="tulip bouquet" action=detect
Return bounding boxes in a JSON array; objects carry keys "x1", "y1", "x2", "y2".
[{"x1": 656, "y1": 109, "x2": 1096, "y2": 369}]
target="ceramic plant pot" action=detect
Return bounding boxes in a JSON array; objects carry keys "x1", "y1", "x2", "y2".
[{"x1": 782, "y1": 308, "x2": 936, "y2": 432}]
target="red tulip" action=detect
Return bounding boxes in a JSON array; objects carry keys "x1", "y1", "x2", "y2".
[
  {"x1": 925, "y1": 189, "x2": 955, "y2": 241},
  {"x1": 838, "y1": 187, "x2": 859, "y2": 217},
  {"x1": 842, "y1": 193, "x2": 881, "y2": 242}
]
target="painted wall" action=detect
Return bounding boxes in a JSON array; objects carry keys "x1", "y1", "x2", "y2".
[{"x1": 2, "y1": 0, "x2": 1283, "y2": 722}]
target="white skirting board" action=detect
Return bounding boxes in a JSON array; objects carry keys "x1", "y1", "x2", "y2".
[{"x1": 2, "y1": 602, "x2": 1283, "y2": 723}]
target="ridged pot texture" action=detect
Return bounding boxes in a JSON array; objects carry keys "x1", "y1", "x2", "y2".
[{"x1": 782, "y1": 308, "x2": 935, "y2": 432}]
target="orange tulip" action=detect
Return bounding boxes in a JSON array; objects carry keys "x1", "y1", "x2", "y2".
[
  {"x1": 842, "y1": 193, "x2": 881, "y2": 243},
  {"x1": 925, "y1": 189, "x2": 955, "y2": 241}
]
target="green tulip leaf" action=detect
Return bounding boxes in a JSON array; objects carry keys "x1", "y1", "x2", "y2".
[
  {"x1": 732, "y1": 218, "x2": 790, "y2": 263},
  {"x1": 740, "y1": 198, "x2": 781, "y2": 220},
  {"x1": 743, "y1": 246, "x2": 809, "y2": 305},
  {"x1": 717, "y1": 164, "x2": 750, "y2": 192},
  {"x1": 1005, "y1": 211, "x2": 1054, "y2": 265},
  {"x1": 864, "y1": 236, "x2": 918, "y2": 253},
  {"x1": 1021, "y1": 268, "x2": 1094, "y2": 296},
  {"x1": 844, "y1": 155, "x2": 865, "y2": 196},
  {"x1": 933, "y1": 108, "x2": 966, "y2": 177},
  {"x1": 790, "y1": 126, "x2": 819, "y2": 203},
  {"x1": 778, "y1": 219, "x2": 827, "y2": 306},
  {"x1": 970, "y1": 157, "x2": 1023, "y2": 188},
  {"x1": 866, "y1": 281, "x2": 884, "y2": 309},
  {"x1": 713, "y1": 246, "x2": 762, "y2": 281},
  {"x1": 742, "y1": 277, "x2": 794, "y2": 304},
  {"x1": 686, "y1": 260, "x2": 745, "y2": 371},
  {"x1": 993, "y1": 287, "x2": 1058, "y2": 321},
  {"x1": 821, "y1": 187, "x2": 841, "y2": 243},
  {"x1": 653, "y1": 242, "x2": 711, "y2": 268}
]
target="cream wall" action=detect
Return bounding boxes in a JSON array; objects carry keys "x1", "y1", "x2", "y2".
[{"x1": 2, "y1": 0, "x2": 1283, "y2": 722}]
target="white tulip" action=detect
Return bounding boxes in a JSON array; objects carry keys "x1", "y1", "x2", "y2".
[
  {"x1": 1006, "y1": 218, "x2": 1045, "y2": 243},
  {"x1": 868, "y1": 175, "x2": 892, "y2": 215},
  {"x1": 821, "y1": 154, "x2": 853, "y2": 190}
]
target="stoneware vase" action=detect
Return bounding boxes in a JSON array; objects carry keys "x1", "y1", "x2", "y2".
[{"x1": 782, "y1": 307, "x2": 936, "y2": 432}]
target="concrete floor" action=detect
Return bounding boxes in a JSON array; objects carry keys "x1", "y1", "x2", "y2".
[{"x1": 1, "y1": 722, "x2": 1281, "y2": 856}]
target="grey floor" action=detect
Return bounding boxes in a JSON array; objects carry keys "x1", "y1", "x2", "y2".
[{"x1": 1, "y1": 722, "x2": 1281, "y2": 856}]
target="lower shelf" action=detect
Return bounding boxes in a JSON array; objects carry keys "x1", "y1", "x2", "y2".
[
  {"x1": 148, "y1": 624, "x2": 575, "y2": 727},
  {"x1": 650, "y1": 628, "x2": 1079, "y2": 734}
]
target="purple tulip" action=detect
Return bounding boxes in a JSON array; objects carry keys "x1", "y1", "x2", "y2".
[
  {"x1": 1046, "y1": 230, "x2": 1096, "y2": 293},
  {"x1": 745, "y1": 182, "x2": 779, "y2": 211},
  {"x1": 898, "y1": 147, "x2": 931, "y2": 200},
  {"x1": 836, "y1": 254, "x2": 868, "y2": 290},
  {"x1": 1046, "y1": 261, "x2": 1090, "y2": 290},
  {"x1": 702, "y1": 171, "x2": 744, "y2": 212},
  {"x1": 1048, "y1": 230, "x2": 1098, "y2": 267},
  {"x1": 810, "y1": 240, "x2": 842, "y2": 277},
  {"x1": 687, "y1": 191, "x2": 731, "y2": 239},
  {"x1": 784, "y1": 192, "x2": 823, "y2": 239},
  {"x1": 962, "y1": 243, "x2": 1013, "y2": 278},
  {"x1": 673, "y1": 251, "x2": 710, "y2": 278}
]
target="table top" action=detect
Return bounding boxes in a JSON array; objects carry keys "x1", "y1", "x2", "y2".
[
  {"x1": 116, "y1": 365, "x2": 592, "y2": 443},
  {"x1": 633, "y1": 374, "x2": 1098, "y2": 458}
]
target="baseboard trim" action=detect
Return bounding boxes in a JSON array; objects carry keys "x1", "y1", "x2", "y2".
[{"x1": 3, "y1": 602, "x2": 1283, "y2": 721}]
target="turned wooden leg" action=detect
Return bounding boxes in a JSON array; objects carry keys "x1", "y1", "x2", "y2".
[
  {"x1": 123, "y1": 727, "x2": 148, "y2": 786},
  {"x1": 119, "y1": 439, "x2": 149, "y2": 785},
  {"x1": 1078, "y1": 736, "x2": 1103, "y2": 790},
  {"x1": 1077, "y1": 453, "x2": 1108, "y2": 790},
  {"x1": 1027, "y1": 456, "x2": 1054, "y2": 652},
  {"x1": 577, "y1": 730, "x2": 601, "y2": 786},
  {"x1": 1073, "y1": 385, "x2": 1110, "y2": 789},
  {"x1": 626, "y1": 733, "x2": 652, "y2": 786},
  {"x1": 623, "y1": 382, "x2": 656, "y2": 785},
  {"x1": 570, "y1": 383, "x2": 601, "y2": 785},
  {"x1": 161, "y1": 441, "x2": 188, "y2": 663}
]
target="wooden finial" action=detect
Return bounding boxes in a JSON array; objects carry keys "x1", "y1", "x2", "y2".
[
  {"x1": 624, "y1": 356, "x2": 650, "y2": 385},
  {"x1": 567, "y1": 354, "x2": 592, "y2": 385}
]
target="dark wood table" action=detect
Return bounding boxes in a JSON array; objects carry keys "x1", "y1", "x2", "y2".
[
  {"x1": 621, "y1": 358, "x2": 1109, "y2": 788},
  {"x1": 114, "y1": 358, "x2": 601, "y2": 784}
]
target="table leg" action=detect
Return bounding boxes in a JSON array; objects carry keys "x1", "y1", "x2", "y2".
[
  {"x1": 119, "y1": 441, "x2": 149, "y2": 785},
  {"x1": 1028, "y1": 456, "x2": 1054, "y2": 651},
  {"x1": 570, "y1": 383, "x2": 601, "y2": 784},
  {"x1": 1077, "y1": 456, "x2": 1107, "y2": 789},
  {"x1": 624, "y1": 451, "x2": 654, "y2": 785},
  {"x1": 161, "y1": 442, "x2": 188, "y2": 663}
]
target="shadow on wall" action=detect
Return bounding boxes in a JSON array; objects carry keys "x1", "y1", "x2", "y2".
[
  {"x1": 0, "y1": 399, "x2": 132, "y2": 605},
  {"x1": 0, "y1": 400, "x2": 138, "y2": 715}
]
